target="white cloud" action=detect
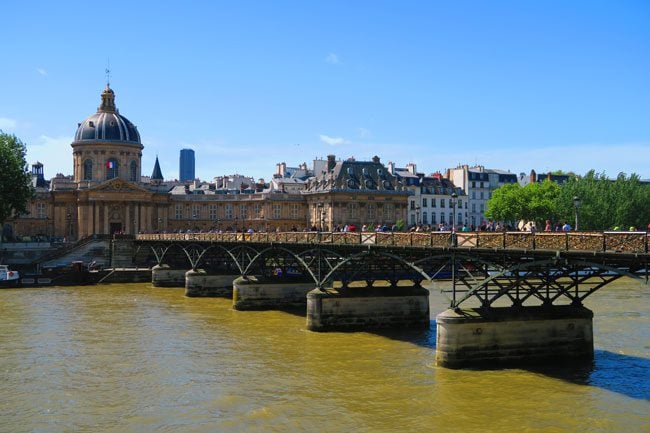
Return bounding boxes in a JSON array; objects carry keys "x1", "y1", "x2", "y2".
[
  {"x1": 36, "y1": 68, "x2": 47, "y2": 76},
  {"x1": 325, "y1": 53, "x2": 340, "y2": 64},
  {"x1": 320, "y1": 134, "x2": 349, "y2": 146},
  {"x1": 357, "y1": 127, "x2": 370, "y2": 138},
  {"x1": 0, "y1": 117, "x2": 17, "y2": 131}
]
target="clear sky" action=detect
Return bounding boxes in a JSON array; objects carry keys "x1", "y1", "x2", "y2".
[{"x1": 1, "y1": 1, "x2": 649, "y2": 181}]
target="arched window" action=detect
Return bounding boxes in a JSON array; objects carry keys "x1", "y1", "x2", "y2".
[
  {"x1": 83, "y1": 159, "x2": 93, "y2": 180},
  {"x1": 106, "y1": 158, "x2": 119, "y2": 180},
  {"x1": 130, "y1": 161, "x2": 137, "y2": 181}
]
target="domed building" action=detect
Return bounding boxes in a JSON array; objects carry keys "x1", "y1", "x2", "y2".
[
  {"x1": 71, "y1": 84, "x2": 143, "y2": 184},
  {"x1": 13, "y1": 84, "x2": 172, "y2": 240}
]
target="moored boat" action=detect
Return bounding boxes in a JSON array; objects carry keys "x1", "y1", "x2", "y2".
[{"x1": 0, "y1": 265, "x2": 21, "y2": 288}]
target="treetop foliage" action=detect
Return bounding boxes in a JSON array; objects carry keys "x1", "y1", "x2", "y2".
[
  {"x1": 485, "y1": 171, "x2": 649, "y2": 230},
  {"x1": 0, "y1": 131, "x2": 34, "y2": 225}
]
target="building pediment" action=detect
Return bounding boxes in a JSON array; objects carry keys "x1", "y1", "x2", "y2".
[{"x1": 91, "y1": 178, "x2": 150, "y2": 194}]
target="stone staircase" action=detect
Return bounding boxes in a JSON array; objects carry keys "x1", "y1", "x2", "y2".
[{"x1": 40, "y1": 236, "x2": 112, "y2": 269}]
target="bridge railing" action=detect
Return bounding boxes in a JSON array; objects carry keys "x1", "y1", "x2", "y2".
[{"x1": 135, "y1": 231, "x2": 649, "y2": 253}]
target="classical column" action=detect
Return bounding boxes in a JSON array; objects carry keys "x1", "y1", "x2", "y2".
[
  {"x1": 125, "y1": 204, "x2": 131, "y2": 234},
  {"x1": 146, "y1": 205, "x2": 153, "y2": 233},
  {"x1": 104, "y1": 204, "x2": 109, "y2": 234},
  {"x1": 134, "y1": 203, "x2": 139, "y2": 234},
  {"x1": 94, "y1": 202, "x2": 100, "y2": 235}
]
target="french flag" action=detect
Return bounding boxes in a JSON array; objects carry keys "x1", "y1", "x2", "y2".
[{"x1": 106, "y1": 161, "x2": 115, "y2": 169}]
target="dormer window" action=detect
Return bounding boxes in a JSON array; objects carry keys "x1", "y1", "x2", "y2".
[{"x1": 88, "y1": 121, "x2": 94, "y2": 127}]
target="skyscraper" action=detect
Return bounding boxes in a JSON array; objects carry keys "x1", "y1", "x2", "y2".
[{"x1": 179, "y1": 148, "x2": 195, "y2": 182}]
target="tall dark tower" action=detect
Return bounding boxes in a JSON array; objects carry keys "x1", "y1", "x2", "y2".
[{"x1": 179, "y1": 148, "x2": 195, "y2": 182}]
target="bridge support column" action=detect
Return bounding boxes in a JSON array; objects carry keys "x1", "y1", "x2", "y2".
[
  {"x1": 185, "y1": 270, "x2": 238, "y2": 297},
  {"x1": 151, "y1": 264, "x2": 188, "y2": 288},
  {"x1": 233, "y1": 276, "x2": 314, "y2": 310},
  {"x1": 306, "y1": 286, "x2": 430, "y2": 332},
  {"x1": 435, "y1": 306, "x2": 594, "y2": 369}
]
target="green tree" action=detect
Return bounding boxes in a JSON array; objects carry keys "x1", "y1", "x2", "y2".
[
  {"x1": 0, "y1": 131, "x2": 34, "y2": 226},
  {"x1": 485, "y1": 180, "x2": 560, "y2": 226},
  {"x1": 557, "y1": 171, "x2": 650, "y2": 230},
  {"x1": 484, "y1": 183, "x2": 523, "y2": 224}
]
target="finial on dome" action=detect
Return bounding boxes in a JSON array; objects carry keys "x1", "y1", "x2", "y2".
[{"x1": 105, "y1": 58, "x2": 111, "y2": 87}]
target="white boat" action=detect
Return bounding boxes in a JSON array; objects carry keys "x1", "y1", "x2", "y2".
[{"x1": 0, "y1": 265, "x2": 21, "y2": 288}]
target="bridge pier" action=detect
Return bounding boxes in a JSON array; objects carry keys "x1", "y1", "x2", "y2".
[
  {"x1": 151, "y1": 264, "x2": 188, "y2": 287},
  {"x1": 435, "y1": 306, "x2": 594, "y2": 368},
  {"x1": 306, "y1": 286, "x2": 430, "y2": 332},
  {"x1": 185, "y1": 270, "x2": 238, "y2": 297},
  {"x1": 232, "y1": 276, "x2": 315, "y2": 310}
]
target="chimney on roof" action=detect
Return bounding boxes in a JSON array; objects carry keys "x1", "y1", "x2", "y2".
[
  {"x1": 530, "y1": 169, "x2": 536, "y2": 184},
  {"x1": 327, "y1": 154, "x2": 336, "y2": 171}
]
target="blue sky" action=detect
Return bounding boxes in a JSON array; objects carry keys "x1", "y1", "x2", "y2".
[{"x1": 1, "y1": 1, "x2": 649, "y2": 181}]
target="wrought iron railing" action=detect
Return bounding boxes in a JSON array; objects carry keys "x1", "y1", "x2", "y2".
[{"x1": 135, "y1": 231, "x2": 649, "y2": 254}]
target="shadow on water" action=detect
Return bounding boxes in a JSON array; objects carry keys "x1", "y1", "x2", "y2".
[
  {"x1": 372, "y1": 322, "x2": 650, "y2": 401},
  {"x1": 528, "y1": 350, "x2": 650, "y2": 401}
]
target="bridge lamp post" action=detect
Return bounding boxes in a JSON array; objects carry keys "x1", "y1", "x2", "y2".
[
  {"x1": 317, "y1": 202, "x2": 324, "y2": 232},
  {"x1": 451, "y1": 192, "x2": 458, "y2": 231},
  {"x1": 573, "y1": 196, "x2": 581, "y2": 231}
]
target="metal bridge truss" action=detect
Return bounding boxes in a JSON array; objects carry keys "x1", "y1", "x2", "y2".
[{"x1": 133, "y1": 241, "x2": 648, "y2": 308}]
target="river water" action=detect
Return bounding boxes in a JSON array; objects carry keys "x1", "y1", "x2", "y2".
[{"x1": 1, "y1": 279, "x2": 648, "y2": 432}]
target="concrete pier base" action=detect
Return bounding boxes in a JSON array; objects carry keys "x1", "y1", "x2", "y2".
[
  {"x1": 306, "y1": 286, "x2": 430, "y2": 332},
  {"x1": 151, "y1": 265, "x2": 188, "y2": 287},
  {"x1": 232, "y1": 276, "x2": 315, "y2": 310},
  {"x1": 185, "y1": 270, "x2": 238, "y2": 297},
  {"x1": 435, "y1": 306, "x2": 594, "y2": 369}
]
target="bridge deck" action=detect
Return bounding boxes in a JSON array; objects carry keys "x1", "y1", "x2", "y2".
[{"x1": 136, "y1": 231, "x2": 649, "y2": 254}]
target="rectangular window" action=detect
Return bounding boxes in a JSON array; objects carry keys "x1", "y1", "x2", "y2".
[
  {"x1": 457, "y1": 199, "x2": 462, "y2": 208},
  {"x1": 367, "y1": 203, "x2": 375, "y2": 221},
  {"x1": 422, "y1": 198, "x2": 428, "y2": 207},
  {"x1": 480, "y1": 191, "x2": 484, "y2": 200},
  {"x1": 239, "y1": 204, "x2": 247, "y2": 219},
  {"x1": 422, "y1": 211, "x2": 428, "y2": 225},
  {"x1": 175, "y1": 204, "x2": 183, "y2": 220},
  {"x1": 440, "y1": 199, "x2": 445, "y2": 208},
  {"x1": 480, "y1": 182, "x2": 484, "y2": 188},
  {"x1": 273, "y1": 203, "x2": 281, "y2": 219},
  {"x1": 441, "y1": 213, "x2": 446, "y2": 223},
  {"x1": 431, "y1": 199, "x2": 436, "y2": 208},
  {"x1": 432, "y1": 213, "x2": 437, "y2": 225},
  {"x1": 347, "y1": 202, "x2": 358, "y2": 219},
  {"x1": 480, "y1": 204, "x2": 484, "y2": 213},
  {"x1": 472, "y1": 181, "x2": 476, "y2": 188},
  {"x1": 225, "y1": 204, "x2": 233, "y2": 220},
  {"x1": 208, "y1": 204, "x2": 217, "y2": 221},
  {"x1": 458, "y1": 213, "x2": 463, "y2": 225},
  {"x1": 472, "y1": 203, "x2": 476, "y2": 213},
  {"x1": 37, "y1": 203, "x2": 47, "y2": 219},
  {"x1": 290, "y1": 203, "x2": 300, "y2": 219},
  {"x1": 254, "y1": 203, "x2": 263, "y2": 219},
  {"x1": 410, "y1": 201, "x2": 415, "y2": 210},
  {"x1": 192, "y1": 204, "x2": 201, "y2": 219},
  {"x1": 383, "y1": 203, "x2": 394, "y2": 222}
]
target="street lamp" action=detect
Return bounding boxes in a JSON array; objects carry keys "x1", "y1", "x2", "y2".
[
  {"x1": 573, "y1": 196, "x2": 581, "y2": 231},
  {"x1": 451, "y1": 192, "x2": 458, "y2": 233},
  {"x1": 317, "y1": 203, "x2": 324, "y2": 232}
]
